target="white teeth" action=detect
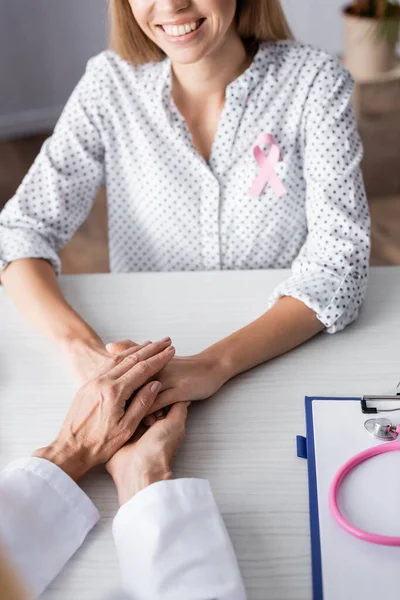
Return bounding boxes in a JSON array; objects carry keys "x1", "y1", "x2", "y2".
[{"x1": 163, "y1": 20, "x2": 200, "y2": 37}]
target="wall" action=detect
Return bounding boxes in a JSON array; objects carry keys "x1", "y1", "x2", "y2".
[
  {"x1": 0, "y1": 0, "x2": 345, "y2": 139},
  {"x1": 282, "y1": 0, "x2": 344, "y2": 54},
  {"x1": 0, "y1": 0, "x2": 107, "y2": 138}
]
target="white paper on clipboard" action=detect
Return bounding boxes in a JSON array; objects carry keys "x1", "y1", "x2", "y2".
[{"x1": 312, "y1": 396, "x2": 400, "y2": 600}]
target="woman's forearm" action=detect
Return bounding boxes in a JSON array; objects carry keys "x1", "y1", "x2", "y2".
[
  {"x1": 0, "y1": 258, "x2": 102, "y2": 352},
  {"x1": 201, "y1": 296, "x2": 325, "y2": 383}
]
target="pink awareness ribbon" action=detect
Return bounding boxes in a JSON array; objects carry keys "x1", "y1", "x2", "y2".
[{"x1": 249, "y1": 133, "x2": 287, "y2": 198}]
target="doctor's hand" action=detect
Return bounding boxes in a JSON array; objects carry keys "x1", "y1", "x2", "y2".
[
  {"x1": 106, "y1": 401, "x2": 189, "y2": 505},
  {"x1": 33, "y1": 339, "x2": 175, "y2": 482},
  {"x1": 106, "y1": 340, "x2": 227, "y2": 417}
]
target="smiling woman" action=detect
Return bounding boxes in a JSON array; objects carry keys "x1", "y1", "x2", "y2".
[{"x1": 0, "y1": 0, "x2": 370, "y2": 412}]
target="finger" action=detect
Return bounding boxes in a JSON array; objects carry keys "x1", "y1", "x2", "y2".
[
  {"x1": 123, "y1": 338, "x2": 171, "y2": 365},
  {"x1": 147, "y1": 387, "x2": 186, "y2": 414},
  {"x1": 165, "y1": 401, "x2": 189, "y2": 428},
  {"x1": 124, "y1": 380, "x2": 162, "y2": 430},
  {"x1": 150, "y1": 402, "x2": 188, "y2": 448},
  {"x1": 106, "y1": 339, "x2": 173, "y2": 381},
  {"x1": 117, "y1": 345, "x2": 175, "y2": 392},
  {"x1": 110, "y1": 340, "x2": 160, "y2": 364},
  {"x1": 106, "y1": 338, "x2": 169, "y2": 357},
  {"x1": 106, "y1": 340, "x2": 138, "y2": 355},
  {"x1": 110, "y1": 341, "x2": 163, "y2": 371},
  {"x1": 93, "y1": 342, "x2": 152, "y2": 378},
  {"x1": 115, "y1": 342, "x2": 152, "y2": 359}
]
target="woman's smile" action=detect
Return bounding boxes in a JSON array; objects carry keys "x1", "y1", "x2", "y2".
[
  {"x1": 157, "y1": 17, "x2": 206, "y2": 44},
  {"x1": 127, "y1": 0, "x2": 239, "y2": 66}
]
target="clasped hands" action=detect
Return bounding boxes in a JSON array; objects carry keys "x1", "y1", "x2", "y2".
[
  {"x1": 34, "y1": 337, "x2": 226, "y2": 505},
  {"x1": 68, "y1": 335, "x2": 229, "y2": 414}
]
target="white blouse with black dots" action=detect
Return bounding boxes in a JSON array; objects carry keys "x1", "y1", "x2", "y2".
[{"x1": 0, "y1": 41, "x2": 370, "y2": 333}]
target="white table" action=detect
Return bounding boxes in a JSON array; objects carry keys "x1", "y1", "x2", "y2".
[{"x1": 1, "y1": 267, "x2": 399, "y2": 600}]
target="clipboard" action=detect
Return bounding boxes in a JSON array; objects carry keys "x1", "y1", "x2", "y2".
[{"x1": 297, "y1": 394, "x2": 400, "y2": 600}]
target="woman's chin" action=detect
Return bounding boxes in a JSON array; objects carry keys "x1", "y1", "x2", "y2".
[
  {"x1": 161, "y1": 38, "x2": 219, "y2": 67},
  {"x1": 167, "y1": 49, "x2": 208, "y2": 66}
]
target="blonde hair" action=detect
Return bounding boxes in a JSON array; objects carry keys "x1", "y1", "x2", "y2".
[{"x1": 109, "y1": 0, "x2": 293, "y2": 65}]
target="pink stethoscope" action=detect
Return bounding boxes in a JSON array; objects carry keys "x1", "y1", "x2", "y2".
[{"x1": 329, "y1": 416, "x2": 400, "y2": 546}]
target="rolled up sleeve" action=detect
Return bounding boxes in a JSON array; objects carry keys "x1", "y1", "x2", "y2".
[
  {"x1": 0, "y1": 56, "x2": 105, "y2": 277},
  {"x1": 268, "y1": 57, "x2": 370, "y2": 333}
]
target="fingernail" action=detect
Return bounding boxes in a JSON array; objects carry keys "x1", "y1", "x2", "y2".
[
  {"x1": 143, "y1": 340, "x2": 152, "y2": 345},
  {"x1": 160, "y1": 337, "x2": 171, "y2": 343},
  {"x1": 186, "y1": 401, "x2": 192, "y2": 407},
  {"x1": 151, "y1": 381, "x2": 161, "y2": 393},
  {"x1": 166, "y1": 345, "x2": 175, "y2": 353}
]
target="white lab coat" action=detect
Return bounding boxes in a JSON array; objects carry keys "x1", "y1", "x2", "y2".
[{"x1": 0, "y1": 458, "x2": 246, "y2": 599}]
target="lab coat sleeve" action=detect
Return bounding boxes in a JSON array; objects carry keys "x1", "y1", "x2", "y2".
[
  {"x1": 113, "y1": 478, "x2": 247, "y2": 600},
  {"x1": 0, "y1": 457, "x2": 100, "y2": 598}
]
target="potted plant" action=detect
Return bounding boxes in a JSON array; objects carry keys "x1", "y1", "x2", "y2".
[{"x1": 343, "y1": 0, "x2": 400, "y2": 81}]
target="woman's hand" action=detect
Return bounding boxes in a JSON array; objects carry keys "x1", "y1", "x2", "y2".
[
  {"x1": 33, "y1": 338, "x2": 175, "y2": 481},
  {"x1": 106, "y1": 340, "x2": 228, "y2": 414},
  {"x1": 65, "y1": 337, "x2": 114, "y2": 384},
  {"x1": 106, "y1": 402, "x2": 189, "y2": 505},
  {"x1": 149, "y1": 353, "x2": 226, "y2": 411}
]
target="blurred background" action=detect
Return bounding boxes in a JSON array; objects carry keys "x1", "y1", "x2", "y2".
[{"x1": 0, "y1": 0, "x2": 399, "y2": 272}]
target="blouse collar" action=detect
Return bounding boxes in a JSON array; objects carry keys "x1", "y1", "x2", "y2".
[{"x1": 158, "y1": 41, "x2": 276, "y2": 108}]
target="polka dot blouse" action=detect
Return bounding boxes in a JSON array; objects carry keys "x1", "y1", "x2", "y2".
[{"x1": 0, "y1": 41, "x2": 370, "y2": 333}]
